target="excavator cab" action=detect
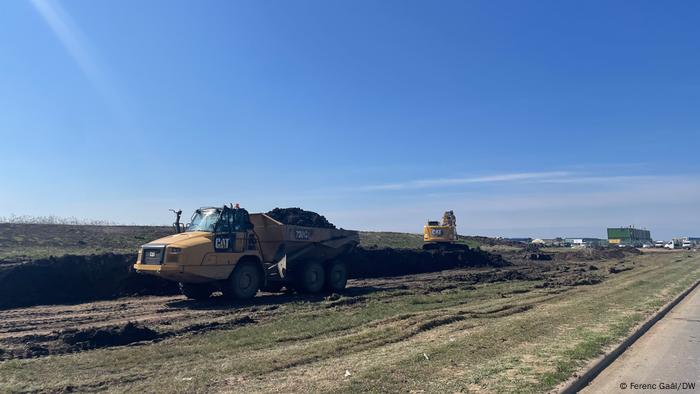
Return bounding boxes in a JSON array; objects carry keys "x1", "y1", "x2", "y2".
[{"x1": 423, "y1": 210, "x2": 465, "y2": 251}]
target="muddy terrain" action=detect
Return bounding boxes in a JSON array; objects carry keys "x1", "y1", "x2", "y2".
[
  {"x1": 2, "y1": 249, "x2": 695, "y2": 393},
  {"x1": 0, "y1": 255, "x2": 628, "y2": 361},
  {"x1": 0, "y1": 245, "x2": 509, "y2": 310}
]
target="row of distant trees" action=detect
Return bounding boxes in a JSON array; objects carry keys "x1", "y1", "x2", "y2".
[{"x1": 0, "y1": 214, "x2": 117, "y2": 226}]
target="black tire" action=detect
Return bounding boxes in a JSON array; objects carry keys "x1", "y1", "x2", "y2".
[
  {"x1": 223, "y1": 263, "x2": 261, "y2": 300},
  {"x1": 295, "y1": 261, "x2": 325, "y2": 293},
  {"x1": 179, "y1": 282, "x2": 212, "y2": 300},
  {"x1": 324, "y1": 261, "x2": 348, "y2": 292}
]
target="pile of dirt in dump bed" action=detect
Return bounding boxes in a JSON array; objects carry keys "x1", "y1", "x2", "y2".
[
  {"x1": 0, "y1": 254, "x2": 178, "y2": 310},
  {"x1": 266, "y1": 208, "x2": 336, "y2": 229},
  {"x1": 342, "y1": 247, "x2": 510, "y2": 278}
]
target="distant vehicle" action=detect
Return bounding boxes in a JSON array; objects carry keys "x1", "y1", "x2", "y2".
[
  {"x1": 654, "y1": 241, "x2": 665, "y2": 248},
  {"x1": 642, "y1": 243, "x2": 653, "y2": 248},
  {"x1": 682, "y1": 240, "x2": 692, "y2": 249},
  {"x1": 664, "y1": 241, "x2": 675, "y2": 249}
]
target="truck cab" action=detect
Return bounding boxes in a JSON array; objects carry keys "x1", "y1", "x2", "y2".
[{"x1": 135, "y1": 206, "x2": 264, "y2": 300}]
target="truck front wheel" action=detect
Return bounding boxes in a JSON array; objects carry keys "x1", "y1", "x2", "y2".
[
  {"x1": 296, "y1": 261, "x2": 325, "y2": 293},
  {"x1": 324, "y1": 261, "x2": 348, "y2": 292},
  {"x1": 179, "y1": 283, "x2": 212, "y2": 300},
  {"x1": 223, "y1": 263, "x2": 261, "y2": 300}
]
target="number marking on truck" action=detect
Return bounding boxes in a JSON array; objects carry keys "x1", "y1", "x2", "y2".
[{"x1": 295, "y1": 229, "x2": 312, "y2": 240}]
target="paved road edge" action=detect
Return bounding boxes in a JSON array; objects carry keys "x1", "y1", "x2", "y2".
[{"x1": 555, "y1": 279, "x2": 700, "y2": 394}]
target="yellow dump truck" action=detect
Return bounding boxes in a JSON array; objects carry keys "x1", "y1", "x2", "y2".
[{"x1": 134, "y1": 206, "x2": 358, "y2": 300}]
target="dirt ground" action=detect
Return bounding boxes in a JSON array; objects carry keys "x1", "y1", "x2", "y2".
[
  {"x1": 0, "y1": 251, "x2": 697, "y2": 393},
  {"x1": 0, "y1": 255, "x2": 625, "y2": 360}
]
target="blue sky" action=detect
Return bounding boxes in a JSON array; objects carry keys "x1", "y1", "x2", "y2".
[{"x1": 1, "y1": 0, "x2": 699, "y2": 239}]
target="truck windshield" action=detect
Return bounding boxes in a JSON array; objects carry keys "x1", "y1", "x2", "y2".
[{"x1": 187, "y1": 209, "x2": 220, "y2": 232}]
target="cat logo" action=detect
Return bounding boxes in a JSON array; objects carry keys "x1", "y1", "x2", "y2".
[
  {"x1": 431, "y1": 229, "x2": 443, "y2": 236},
  {"x1": 215, "y1": 237, "x2": 230, "y2": 249},
  {"x1": 295, "y1": 229, "x2": 312, "y2": 240},
  {"x1": 148, "y1": 251, "x2": 156, "y2": 258}
]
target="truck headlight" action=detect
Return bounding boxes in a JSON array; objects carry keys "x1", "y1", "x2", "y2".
[{"x1": 169, "y1": 247, "x2": 182, "y2": 254}]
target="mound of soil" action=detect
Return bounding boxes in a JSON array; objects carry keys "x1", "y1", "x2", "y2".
[
  {"x1": 462, "y1": 236, "x2": 525, "y2": 247},
  {"x1": 2, "y1": 314, "x2": 259, "y2": 360},
  {"x1": 535, "y1": 272, "x2": 603, "y2": 288},
  {"x1": 556, "y1": 247, "x2": 630, "y2": 261},
  {"x1": 0, "y1": 254, "x2": 179, "y2": 310},
  {"x1": 266, "y1": 208, "x2": 336, "y2": 229},
  {"x1": 451, "y1": 269, "x2": 543, "y2": 284},
  {"x1": 527, "y1": 253, "x2": 553, "y2": 261},
  {"x1": 609, "y1": 265, "x2": 633, "y2": 274},
  {"x1": 61, "y1": 322, "x2": 159, "y2": 350},
  {"x1": 343, "y1": 247, "x2": 509, "y2": 278}
]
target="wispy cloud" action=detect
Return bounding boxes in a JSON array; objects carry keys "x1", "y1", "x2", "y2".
[
  {"x1": 350, "y1": 171, "x2": 572, "y2": 191},
  {"x1": 325, "y1": 175, "x2": 700, "y2": 239},
  {"x1": 534, "y1": 175, "x2": 655, "y2": 184},
  {"x1": 30, "y1": 0, "x2": 127, "y2": 120}
]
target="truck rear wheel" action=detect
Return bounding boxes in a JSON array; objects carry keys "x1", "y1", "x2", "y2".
[
  {"x1": 223, "y1": 263, "x2": 261, "y2": 300},
  {"x1": 324, "y1": 261, "x2": 348, "y2": 292},
  {"x1": 179, "y1": 283, "x2": 212, "y2": 300},
  {"x1": 296, "y1": 261, "x2": 325, "y2": 293}
]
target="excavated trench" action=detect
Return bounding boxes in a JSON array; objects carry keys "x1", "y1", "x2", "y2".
[{"x1": 0, "y1": 246, "x2": 509, "y2": 310}]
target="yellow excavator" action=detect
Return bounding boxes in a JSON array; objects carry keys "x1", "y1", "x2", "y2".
[{"x1": 423, "y1": 210, "x2": 467, "y2": 251}]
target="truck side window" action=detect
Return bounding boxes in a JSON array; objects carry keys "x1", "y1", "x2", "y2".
[
  {"x1": 232, "y1": 209, "x2": 252, "y2": 231},
  {"x1": 216, "y1": 210, "x2": 232, "y2": 233}
]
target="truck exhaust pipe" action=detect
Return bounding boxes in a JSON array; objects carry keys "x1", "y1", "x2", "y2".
[{"x1": 169, "y1": 209, "x2": 183, "y2": 233}]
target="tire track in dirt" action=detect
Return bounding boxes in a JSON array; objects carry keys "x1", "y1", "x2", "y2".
[{"x1": 0, "y1": 257, "x2": 618, "y2": 361}]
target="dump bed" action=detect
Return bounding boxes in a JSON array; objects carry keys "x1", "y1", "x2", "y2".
[{"x1": 249, "y1": 213, "x2": 359, "y2": 267}]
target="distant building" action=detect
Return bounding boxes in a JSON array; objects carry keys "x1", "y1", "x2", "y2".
[{"x1": 607, "y1": 226, "x2": 652, "y2": 247}]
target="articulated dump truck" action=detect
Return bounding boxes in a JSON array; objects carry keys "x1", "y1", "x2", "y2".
[{"x1": 134, "y1": 206, "x2": 358, "y2": 300}]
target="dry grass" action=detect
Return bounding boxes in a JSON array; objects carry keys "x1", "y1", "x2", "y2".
[{"x1": 0, "y1": 252, "x2": 698, "y2": 393}]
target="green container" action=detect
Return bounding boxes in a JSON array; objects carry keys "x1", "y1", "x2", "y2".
[{"x1": 607, "y1": 227, "x2": 652, "y2": 245}]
